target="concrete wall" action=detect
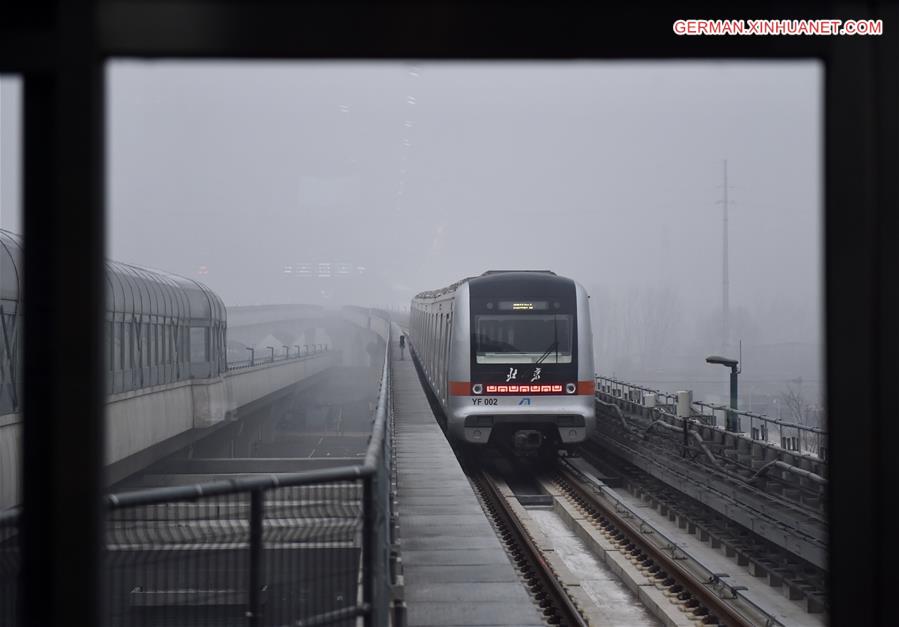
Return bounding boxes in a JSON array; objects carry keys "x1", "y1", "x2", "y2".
[
  {"x1": 226, "y1": 351, "x2": 338, "y2": 411},
  {"x1": 106, "y1": 381, "x2": 196, "y2": 467},
  {"x1": 0, "y1": 351, "x2": 340, "y2": 510},
  {"x1": 105, "y1": 351, "x2": 340, "y2": 479},
  {"x1": 1, "y1": 309, "x2": 381, "y2": 510}
]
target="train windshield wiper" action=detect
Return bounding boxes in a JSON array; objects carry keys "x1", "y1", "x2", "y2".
[
  {"x1": 535, "y1": 313, "x2": 560, "y2": 364},
  {"x1": 535, "y1": 339, "x2": 559, "y2": 364}
]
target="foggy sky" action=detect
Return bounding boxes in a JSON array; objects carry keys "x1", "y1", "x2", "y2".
[{"x1": 1, "y1": 61, "x2": 822, "y2": 383}]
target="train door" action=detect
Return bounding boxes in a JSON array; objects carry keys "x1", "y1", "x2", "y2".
[{"x1": 443, "y1": 313, "x2": 452, "y2": 404}]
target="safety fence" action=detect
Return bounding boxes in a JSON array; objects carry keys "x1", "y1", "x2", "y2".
[
  {"x1": 227, "y1": 343, "x2": 331, "y2": 371},
  {"x1": 0, "y1": 324, "x2": 393, "y2": 627},
  {"x1": 596, "y1": 375, "x2": 827, "y2": 460},
  {"x1": 105, "y1": 477, "x2": 366, "y2": 627}
]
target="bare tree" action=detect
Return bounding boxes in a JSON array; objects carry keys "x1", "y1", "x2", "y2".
[
  {"x1": 589, "y1": 284, "x2": 683, "y2": 378},
  {"x1": 781, "y1": 382, "x2": 807, "y2": 423},
  {"x1": 780, "y1": 380, "x2": 822, "y2": 454}
]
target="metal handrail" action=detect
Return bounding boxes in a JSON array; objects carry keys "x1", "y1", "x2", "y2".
[
  {"x1": 105, "y1": 463, "x2": 372, "y2": 509},
  {"x1": 1, "y1": 313, "x2": 394, "y2": 627},
  {"x1": 104, "y1": 325, "x2": 392, "y2": 627},
  {"x1": 596, "y1": 375, "x2": 677, "y2": 399},
  {"x1": 596, "y1": 374, "x2": 826, "y2": 438},
  {"x1": 692, "y1": 398, "x2": 826, "y2": 435},
  {"x1": 596, "y1": 375, "x2": 827, "y2": 460},
  {"x1": 226, "y1": 344, "x2": 330, "y2": 371}
]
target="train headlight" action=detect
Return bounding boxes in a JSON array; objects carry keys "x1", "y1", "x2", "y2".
[
  {"x1": 565, "y1": 382, "x2": 577, "y2": 394},
  {"x1": 472, "y1": 383, "x2": 483, "y2": 395}
]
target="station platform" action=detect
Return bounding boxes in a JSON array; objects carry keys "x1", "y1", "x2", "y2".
[{"x1": 391, "y1": 338, "x2": 543, "y2": 626}]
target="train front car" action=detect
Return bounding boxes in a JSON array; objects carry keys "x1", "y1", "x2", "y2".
[{"x1": 449, "y1": 271, "x2": 595, "y2": 454}]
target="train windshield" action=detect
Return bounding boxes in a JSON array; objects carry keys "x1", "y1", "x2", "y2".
[{"x1": 474, "y1": 314, "x2": 572, "y2": 364}]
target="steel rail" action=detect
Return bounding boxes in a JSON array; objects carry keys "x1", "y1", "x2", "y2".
[
  {"x1": 577, "y1": 439, "x2": 828, "y2": 614},
  {"x1": 558, "y1": 458, "x2": 784, "y2": 627},
  {"x1": 469, "y1": 466, "x2": 588, "y2": 627},
  {"x1": 590, "y1": 432, "x2": 828, "y2": 547},
  {"x1": 596, "y1": 421, "x2": 828, "y2": 525}
]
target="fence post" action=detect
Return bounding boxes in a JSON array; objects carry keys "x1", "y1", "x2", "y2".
[
  {"x1": 362, "y1": 474, "x2": 375, "y2": 627},
  {"x1": 248, "y1": 489, "x2": 264, "y2": 627},
  {"x1": 377, "y1": 428, "x2": 392, "y2": 627}
]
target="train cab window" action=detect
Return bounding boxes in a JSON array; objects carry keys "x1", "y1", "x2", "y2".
[{"x1": 474, "y1": 313, "x2": 572, "y2": 364}]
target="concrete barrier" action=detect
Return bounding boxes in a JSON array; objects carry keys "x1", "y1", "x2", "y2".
[
  {"x1": 1, "y1": 308, "x2": 388, "y2": 510},
  {"x1": 0, "y1": 414, "x2": 21, "y2": 510}
]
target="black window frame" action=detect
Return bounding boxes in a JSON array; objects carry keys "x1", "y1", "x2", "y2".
[{"x1": 2, "y1": 4, "x2": 897, "y2": 626}]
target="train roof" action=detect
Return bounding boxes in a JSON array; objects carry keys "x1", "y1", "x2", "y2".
[{"x1": 413, "y1": 270, "x2": 570, "y2": 300}]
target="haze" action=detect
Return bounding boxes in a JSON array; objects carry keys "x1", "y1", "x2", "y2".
[{"x1": 1, "y1": 61, "x2": 822, "y2": 407}]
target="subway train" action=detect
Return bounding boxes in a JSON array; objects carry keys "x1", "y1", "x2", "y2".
[{"x1": 409, "y1": 270, "x2": 596, "y2": 453}]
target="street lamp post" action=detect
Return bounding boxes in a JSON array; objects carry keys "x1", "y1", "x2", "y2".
[{"x1": 706, "y1": 355, "x2": 741, "y2": 432}]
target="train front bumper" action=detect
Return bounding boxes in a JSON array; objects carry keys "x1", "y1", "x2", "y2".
[{"x1": 447, "y1": 394, "x2": 595, "y2": 445}]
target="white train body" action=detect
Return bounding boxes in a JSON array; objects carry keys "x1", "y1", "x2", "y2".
[{"x1": 409, "y1": 271, "x2": 595, "y2": 450}]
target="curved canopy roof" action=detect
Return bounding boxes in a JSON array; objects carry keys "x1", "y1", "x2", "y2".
[
  {"x1": 0, "y1": 230, "x2": 23, "y2": 311},
  {"x1": 0, "y1": 229, "x2": 224, "y2": 324},
  {"x1": 106, "y1": 262, "x2": 225, "y2": 323}
]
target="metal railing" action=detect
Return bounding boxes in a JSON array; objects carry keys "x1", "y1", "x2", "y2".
[
  {"x1": 596, "y1": 375, "x2": 827, "y2": 459},
  {"x1": 227, "y1": 343, "x2": 331, "y2": 371},
  {"x1": 1, "y1": 328, "x2": 392, "y2": 627},
  {"x1": 596, "y1": 376, "x2": 680, "y2": 407},
  {"x1": 691, "y1": 398, "x2": 826, "y2": 457}
]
